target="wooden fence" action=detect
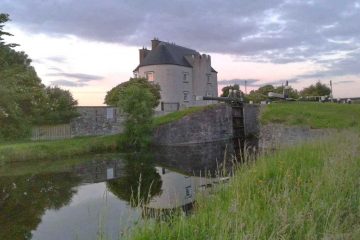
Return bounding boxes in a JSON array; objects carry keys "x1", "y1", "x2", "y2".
[{"x1": 31, "y1": 124, "x2": 71, "y2": 141}]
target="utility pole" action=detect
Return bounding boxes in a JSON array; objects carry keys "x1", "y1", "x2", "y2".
[
  {"x1": 245, "y1": 80, "x2": 247, "y2": 95},
  {"x1": 330, "y1": 80, "x2": 333, "y2": 99}
]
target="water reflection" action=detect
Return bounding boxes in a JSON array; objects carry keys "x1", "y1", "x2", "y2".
[
  {"x1": 0, "y1": 173, "x2": 81, "y2": 240},
  {"x1": 106, "y1": 153, "x2": 163, "y2": 207},
  {"x1": 0, "y1": 140, "x2": 239, "y2": 240}
]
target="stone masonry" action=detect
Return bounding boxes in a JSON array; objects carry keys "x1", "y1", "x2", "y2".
[{"x1": 70, "y1": 106, "x2": 125, "y2": 137}]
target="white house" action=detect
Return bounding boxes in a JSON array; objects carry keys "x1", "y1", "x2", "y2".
[{"x1": 133, "y1": 38, "x2": 218, "y2": 112}]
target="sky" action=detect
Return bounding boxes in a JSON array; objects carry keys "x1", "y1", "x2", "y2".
[{"x1": 2, "y1": 0, "x2": 360, "y2": 105}]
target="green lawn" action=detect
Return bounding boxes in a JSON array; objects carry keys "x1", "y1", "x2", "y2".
[{"x1": 261, "y1": 102, "x2": 360, "y2": 129}]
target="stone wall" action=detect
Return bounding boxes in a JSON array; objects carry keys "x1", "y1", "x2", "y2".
[
  {"x1": 259, "y1": 123, "x2": 335, "y2": 151},
  {"x1": 70, "y1": 106, "x2": 125, "y2": 137},
  {"x1": 243, "y1": 104, "x2": 260, "y2": 138},
  {"x1": 152, "y1": 104, "x2": 233, "y2": 146}
]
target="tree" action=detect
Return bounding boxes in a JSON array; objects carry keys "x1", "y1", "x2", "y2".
[
  {"x1": 220, "y1": 84, "x2": 243, "y2": 97},
  {"x1": 105, "y1": 77, "x2": 161, "y2": 108},
  {"x1": 300, "y1": 81, "x2": 331, "y2": 97},
  {"x1": 117, "y1": 83, "x2": 158, "y2": 149},
  {"x1": 35, "y1": 86, "x2": 79, "y2": 124},
  {"x1": 0, "y1": 13, "x2": 78, "y2": 140},
  {"x1": 246, "y1": 85, "x2": 275, "y2": 103},
  {"x1": 273, "y1": 85, "x2": 300, "y2": 99},
  {"x1": 0, "y1": 15, "x2": 47, "y2": 139}
]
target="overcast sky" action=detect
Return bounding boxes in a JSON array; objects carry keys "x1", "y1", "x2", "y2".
[{"x1": 2, "y1": 0, "x2": 360, "y2": 105}]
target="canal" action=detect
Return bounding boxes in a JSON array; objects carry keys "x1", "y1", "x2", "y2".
[{"x1": 0, "y1": 140, "x2": 248, "y2": 240}]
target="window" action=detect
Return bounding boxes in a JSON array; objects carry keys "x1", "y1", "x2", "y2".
[
  {"x1": 106, "y1": 108, "x2": 114, "y2": 119},
  {"x1": 183, "y1": 72, "x2": 189, "y2": 82},
  {"x1": 145, "y1": 71, "x2": 155, "y2": 81},
  {"x1": 207, "y1": 74, "x2": 211, "y2": 84},
  {"x1": 183, "y1": 91, "x2": 189, "y2": 102}
]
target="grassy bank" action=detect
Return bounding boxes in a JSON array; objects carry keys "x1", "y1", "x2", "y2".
[
  {"x1": 153, "y1": 104, "x2": 217, "y2": 126},
  {"x1": 127, "y1": 131, "x2": 360, "y2": 239},
  {"x1": 0, "y1": 135, "x2": 121, "y2": 164},
  {"x1": 261, "y1": 102, "x2": 360, "y2": 129}
]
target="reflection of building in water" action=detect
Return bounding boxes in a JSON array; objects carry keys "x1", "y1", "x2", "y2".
[
  {"x1": 145, "y1": 167, "x2": 226, "y2": 210},
  {"x1": 73, "y1": 159, "x2": 125, "y2": 184}
]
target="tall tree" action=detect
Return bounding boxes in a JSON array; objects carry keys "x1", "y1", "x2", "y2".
[
  {"x1": 34, "y1": 86, "x2": 79, "y2": 124},
  {"x1": 113, "y1": 79, "x2": 160, "y2": 150},
  {"x1": 220, "y1": 84, "x2": 244, "y2": 98},
  {"x1": 105, "y1": 77, "x2": 161, "y2": 108},
  {"x1": 0, "y1": 13, "x2": 78, "y2": 140},
  {"x1": 300, "y1": 81, "x2": 331, "y2": 96},
  {"x1": 0, "y1": 14, "x2": 46, "y2": 139}
]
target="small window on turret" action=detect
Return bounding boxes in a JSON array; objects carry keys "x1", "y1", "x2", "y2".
[
  {"x1": 183, "y1": 72, "x2": 189, "y2": 83},
  {"x1": 146, "y1": 71, "x2": 155, "y2": 81},
  {"x1": 207, "y1": 74, "x2": 211, "y2": 84}
]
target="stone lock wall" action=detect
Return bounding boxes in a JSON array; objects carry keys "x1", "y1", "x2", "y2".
[
  {"x1": 152, "y1": 104, "x2": 234, "y2": 146},
  {"x1": 70, "y1": 106, "x2": 125, "y2": 137}
]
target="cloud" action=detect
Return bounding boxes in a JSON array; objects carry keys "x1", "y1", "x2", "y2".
[
  {"x1": 46, "y1": 72, "x2": 103, "y2": 82},
  {"x1": 333, "y1": 80, "x2": 356, "y2": 85},
  {"x1": 46, "y1": 56, "x2": 67, "y2": 63},
  {"x1": 3, "y1": 0, "x2": 360, "y2": 76},
  {"x1": 50, "y1": 79, "x2": 87, "y2": 87},
  {"x1": 47, "y1": 67, "x2": 62, "y2": 72}
]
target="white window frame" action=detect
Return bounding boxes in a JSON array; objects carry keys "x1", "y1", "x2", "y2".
[
  {"x1": 183, "y1": 72, "x2": 189, "y2": 83},
  {"x1": 145, "y1": 71, "x2": 155, "y2": 81},
  {"x1": 183, "y1": 91, "x2": 189, "y2": 102},
  {"x1": 207, "y1": 74, "x2": 211, "y2": 84}
]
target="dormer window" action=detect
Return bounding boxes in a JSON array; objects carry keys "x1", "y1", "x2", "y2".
[{"x1": 146, "y1": 71, "x2": 155, "y2": 81}]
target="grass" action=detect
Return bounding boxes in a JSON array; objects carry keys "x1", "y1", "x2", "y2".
[
  {"x1": 153, "y1": 104, "x2": 218, "y2": 127},
  {"x1": 126, "y1": 131, "x2": 360, "y2": 239},
  {"x1": 261, "y1": 102, "x2": 360, "y2": 129},
  {"x1": 0, "y1": 134, "x2": 122, "y2": 164}
]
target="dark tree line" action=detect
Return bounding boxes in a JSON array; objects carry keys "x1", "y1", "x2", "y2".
[
  {"x1": 0, "y1": 14, "x2": 78, "y2": 140},
  {"x1": 221, "y1": 81, "x2": 331, "y2": 103}
]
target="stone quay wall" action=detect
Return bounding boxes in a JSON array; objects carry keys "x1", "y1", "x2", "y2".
[
  {"x1": 152, "y1": 103, "x2": 261, "y2": 146},
  {"x1": 70, "y1": 106, "x2": 125, "y2": 137}
]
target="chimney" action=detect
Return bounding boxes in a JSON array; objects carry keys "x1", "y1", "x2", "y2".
[
  {"x1": 139, "y1": 47, "x2": 149, "y2": 64},
  {"x1": 151, "y1": 38, "x2": 161, "y2": 50}
]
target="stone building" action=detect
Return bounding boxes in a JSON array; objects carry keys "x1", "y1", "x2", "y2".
[{"x1": 133, "y1": 38, "x2": 218, "y2": 112}]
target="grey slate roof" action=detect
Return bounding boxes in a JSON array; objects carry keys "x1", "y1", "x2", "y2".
[{"x1": 134, "y1": 41, "x2": 217, "y2": 73}]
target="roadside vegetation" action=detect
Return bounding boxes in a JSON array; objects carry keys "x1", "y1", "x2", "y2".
[{"x1": 127, "y1": 130, "x2": 360, "y2": 240}]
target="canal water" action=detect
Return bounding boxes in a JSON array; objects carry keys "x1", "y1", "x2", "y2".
[{"x1": 0, "y1": 140, "x2": 242, "y2": 240}]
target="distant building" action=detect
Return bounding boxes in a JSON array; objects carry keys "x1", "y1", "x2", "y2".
[{"x1": 133, "y1": 38, "x2": 218, "y2": 112}]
